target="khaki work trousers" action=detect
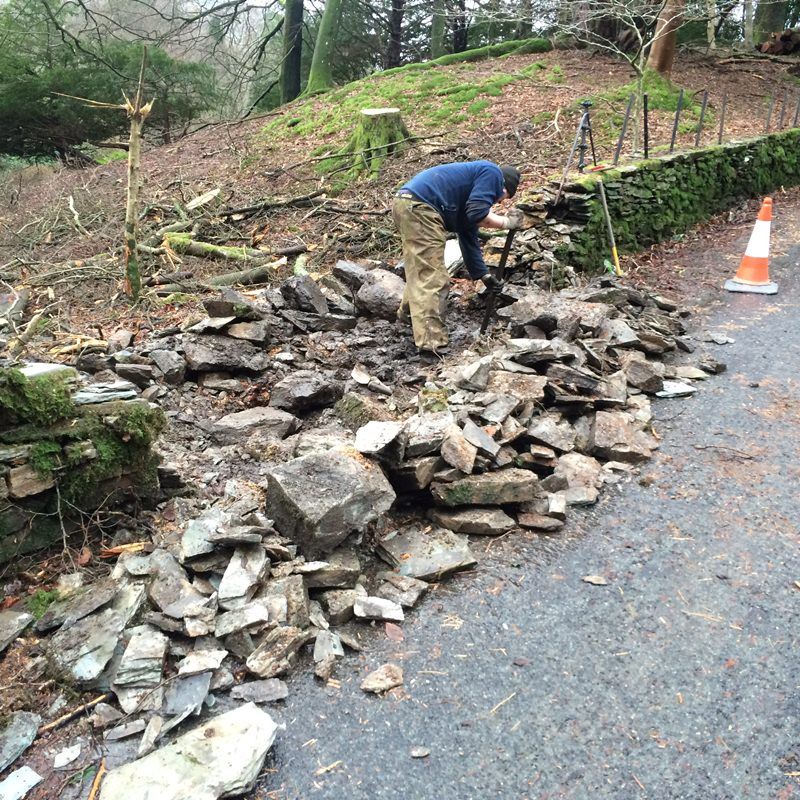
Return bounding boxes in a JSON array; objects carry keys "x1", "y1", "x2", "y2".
[{"x1": 392, "y1": 197, "x2": 449, "y2": 351}]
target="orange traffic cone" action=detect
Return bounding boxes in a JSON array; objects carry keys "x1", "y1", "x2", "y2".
[{"x1": 725, "y1": 197, "x2": 778, "y2": 294}]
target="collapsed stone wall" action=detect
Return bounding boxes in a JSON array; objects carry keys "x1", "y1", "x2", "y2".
[
  {"x1": 514, "y1": 129, "x2": 800, "y2": 274},
  {"x1": 0, "y1": 364, "x2": 166, "y2": 562}
]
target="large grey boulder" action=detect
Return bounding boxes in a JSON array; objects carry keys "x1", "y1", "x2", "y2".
[
  {"x1": 212, "y1": 406, "x2": 299, "y2": 444},
  {"x1": 589, "y1": 409, "x2": 656, "y2": 462},
  {"x1": 265, "y1": 450, "x2": 395, "y2": 556},
  {"x1": 355, "y1": 269, "x2": 405, "y2": 320},
  {"x1": 99, "y1": 704, "x2": 277, "y2": 800},
  {"x1": 183, "y1": 334, "x2": 270, "y2": 372},
  {"x1": 269, "y1": 370, "x2": 344, "y2": 414},
  {"x1": 203, "y1": 289, "x2": 264, "y2": 320},
  {"x1": 332, "y1": 259, "x2": 370, "y2": 290},
  {"x1": 281, "y1": 275, "x2": 329, "y2": 315},
  {"x1": 149, "y1": 350, "x2": 187, "y2": 384}
]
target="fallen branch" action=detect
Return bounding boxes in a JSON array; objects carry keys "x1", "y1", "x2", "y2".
[
  {"x1": 38, "y1": 693, "x2": 111, "y2": 735},
  {"x1": 164, "y1": 232, "x2": 266, "y2": 262},
  {"x1": 207, "y1": 257, "x2": 287, "y2": 287},
  {"x1": 88, "y1": 759, "x2": 106, "y2": 800},
  {"x1": 222, "y1": 189, "x2": 326, "y2": 219}
]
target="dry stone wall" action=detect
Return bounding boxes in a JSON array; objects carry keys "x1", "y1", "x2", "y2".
[
  {"x1": 0, "y1": 363, "x2": 166, "y2": 562},
  {"x1": 514, "y1": 130, "x2": 800, "y2": 275}
]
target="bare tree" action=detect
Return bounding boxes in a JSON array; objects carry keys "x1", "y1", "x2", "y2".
[
  {"x1": 648, "y1": 0, "x2": 685, "y2": 74},
  {"x1": 554, "y1": 0, "x2": 698, "y2": 148}
]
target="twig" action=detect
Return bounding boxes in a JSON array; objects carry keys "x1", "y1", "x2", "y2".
[
  {"x1": 489, "y1": 691, "x2": 517, "y2": 715},
  {"x1": 38, "y1": 693, "x2": 111, "y2": 735},
  {"x1": 692, "y1": 444, "x2": 755, "y2": 459},
  {"x1": 68, "y1": 195, "x2": 92, "y2": 238},
  {"x1": 88, "y1": 759, "x2": 106, "y2": 800}
]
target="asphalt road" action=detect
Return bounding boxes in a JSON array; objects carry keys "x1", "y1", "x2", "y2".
[{"x1": 261, "y1": 241, "x2": 800, "y2": 799}]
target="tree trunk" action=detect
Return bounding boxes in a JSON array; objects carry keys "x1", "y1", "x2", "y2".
[
  {"x1": 281, "y1": 0, "x2": 304, "y2": 103},
  {"x1": 163, "y1": 92, "x2": 171, "y2": 144},
  {"x1": 124, "y1": 52, "x2": 152, "y2": 301},
  {"x1": 744, "y1": 0, "x2": 754, "y2": 46},
  {"x1": 647, "y1": 0, "x2": 684, "y2": 76},
  {"x1": 305, "y1": 0, "x2": 343, "y2": 94},
  {"x1": 707, "y1": 0, "x2": 717, "y2": 48},
  {"x1": 337, "y1": 108, "x2": 411, "y2": 178},
  {"x1": 754, "y1": 0, "x2": 788, "y2": 44},
  {"x1": 431, "y1": 0, "x2": 447, "y2": 57},
  {"x1": 452, "y1": 0, "x2": 468, "y2": 52},
  {"x1": 515, "y1": 0, "x2": 532, "y2": 39},
  {"x1": 386, "y1": 0, "x2": 406, "y2": 67}
]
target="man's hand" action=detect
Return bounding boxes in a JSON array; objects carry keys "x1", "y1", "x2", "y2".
[
  {"x1": 502, "y1": 208, "x2": 525, "y2": 230},
  {"x1": 482, "y1": 273, "x2": 503, "y2": 296}
]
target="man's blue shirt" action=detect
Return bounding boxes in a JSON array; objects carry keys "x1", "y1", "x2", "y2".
[{"x1": 401, "y1": 160, "x2": 505, "y2": 278}]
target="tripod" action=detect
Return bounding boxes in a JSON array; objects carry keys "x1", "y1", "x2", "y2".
[{"x1": 554, "y1": 100, "x2": 597, "y2": 205}]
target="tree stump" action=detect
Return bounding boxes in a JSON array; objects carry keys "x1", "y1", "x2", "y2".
[{"x1": 338, "y1": 108, "x2": 411, "y2": 178}]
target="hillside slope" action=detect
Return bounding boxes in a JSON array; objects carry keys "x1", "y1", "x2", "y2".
[{"x1": 0, "y1": 46, "x2": 796, "y2": 334}]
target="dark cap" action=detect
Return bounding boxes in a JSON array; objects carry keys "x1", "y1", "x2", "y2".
[{"x1": 500, "y1": 165, "x2": 521, "y2": 198}]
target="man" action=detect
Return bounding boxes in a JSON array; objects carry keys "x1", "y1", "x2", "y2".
[{"x1": 392, "y1": 160, "x2": 523, "y2": 355}]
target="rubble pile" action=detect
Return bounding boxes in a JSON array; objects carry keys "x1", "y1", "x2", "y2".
[
  {"x1": 75, "y1": 261, "x2": 404, "y2": 402},
  {"x1": 0, "y1": 485, "x2": 434, "y2": 781},
  {"x1": 1, "y1": 258, "x2": 730, "y2": 794},
  {"x1": 349, "y1": 280, "x2": 720, "y2": 538}
]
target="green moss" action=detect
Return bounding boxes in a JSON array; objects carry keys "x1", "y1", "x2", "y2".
[
  {"x1": 334, "y1": 392, "x2": 391, "y2": 430},
  {"x1": 1, "y1": 399, "x2": 165, "y2": 508},
  {"x1": 418, "y1": 384, "x2": 450, "y2": 413},
  {"x1": 26, "y1": 588, "x2": 59, "y2": 619},
  {"x1": 438, "y1": 482, "x2": 473, "y2": 506},
  {"x1": 29, "y1": 440, "x2": 62, "y2": 477},
  {"x1": 259, "y1": 38, "x2": 552, "y2": 181},
  {"x1": 561, "y1": 130, "x2": 800, "y2": 272},
  {"x1": 546, "y1": 65, "x2": 564, "y2": 84},
  {"x1": 59, "y1": 402, "x2": 166, "y2": 506},
  {"x1": 0, "y1": 368, "x2": 75, "y2": 428}
]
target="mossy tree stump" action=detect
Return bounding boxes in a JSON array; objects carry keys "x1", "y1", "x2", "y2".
[{"x1": 339, "y1": 108, "x2": 411, "y2": 178}]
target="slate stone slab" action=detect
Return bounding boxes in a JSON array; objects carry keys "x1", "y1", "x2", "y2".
[
  {"x1": 265, "y1": 450, "x2": 395, "y2": 557},
  {"x1": 431, "y1": 468, "x2": 539, "y2": 507},
  {"x1": 429, "y1": 507, "x2": 516, "y2": 535},
  {"x1": 0, "y1": 711, "x2": 41, "y2": 772},
  {"x1": 378, "y1": 527, "x2": 477, "y2": 581},
  {"x1": 230, "y1": 679, "x2": 289, "y2": 703},
  {"x1": 36, "y1": 579, "x2": 119, "y2": 632},
  {"x1": 269, "y1": 370, "x2": 344, "y2": 414},
  {"x1": 183, "y1": 334, "x2": 270, "y2": 372},
  {"x1": 99, "y1": 704, "x2": 277, "y2": 800},
  {"x1": 0, "y1": 610, "x2": 33, "y2": 654}
]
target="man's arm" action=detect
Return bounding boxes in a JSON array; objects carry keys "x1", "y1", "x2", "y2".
[
  {"x1": 463, "y1": 166, "x2": 519, "y2": 230},
  {"x1": 479, "y1": 210, "x2": 510, "y2": 229},
  {"x1": 457, "y1": 229, "x2": 489, "y2": 280}
]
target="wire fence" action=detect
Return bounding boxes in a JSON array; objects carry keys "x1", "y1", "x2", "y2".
[{"x1": 567, "y1": 87, "x2": 799, "y2": 177}]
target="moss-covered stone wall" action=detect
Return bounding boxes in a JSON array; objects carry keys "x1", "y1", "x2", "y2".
[
  {"x1": 516, "y1": 130, "x2": 800, "y2": 273},
  {"x1": 1, "y1": 365, "x2": 166, "y2": 562}
]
